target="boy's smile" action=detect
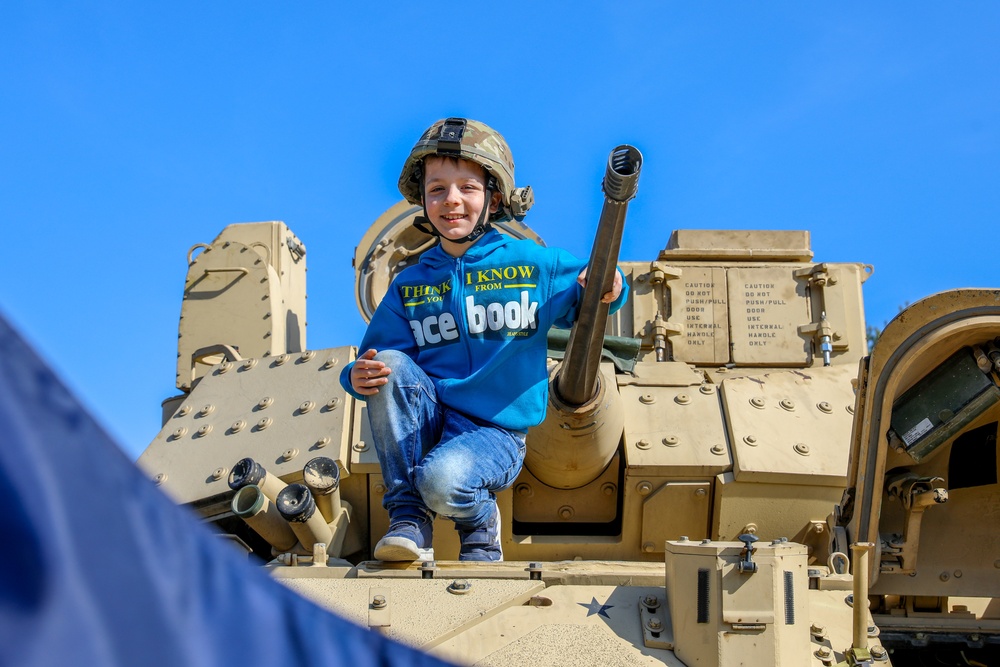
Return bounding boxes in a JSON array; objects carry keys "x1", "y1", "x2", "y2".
[{"x1": 423, "y1": 156, "x2": 501, "y2": 256}]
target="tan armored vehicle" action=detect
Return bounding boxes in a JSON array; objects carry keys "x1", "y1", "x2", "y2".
[{"x1": 140, "y1": 149, "x2": 998, "y2": 666}]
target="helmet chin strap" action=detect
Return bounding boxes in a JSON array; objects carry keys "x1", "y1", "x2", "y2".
[{"x1": 412, "y1": 175, "x2": 497, "y2": 245}]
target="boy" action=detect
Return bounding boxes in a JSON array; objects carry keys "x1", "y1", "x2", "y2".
[{"x1": 340, "y1": 118, "x2": 627, "y2": 562}]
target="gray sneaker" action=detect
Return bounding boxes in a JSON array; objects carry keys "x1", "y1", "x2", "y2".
[{"x1": 457, "y1": 504, "x2": 502, "y2": 562}]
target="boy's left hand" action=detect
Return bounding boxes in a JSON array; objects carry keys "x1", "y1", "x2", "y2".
[{"x1": 577, "y1": 267, "x2": 622, "y2": 304}]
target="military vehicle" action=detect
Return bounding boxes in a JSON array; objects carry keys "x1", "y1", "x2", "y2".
[{"x1": 139, "y1": 147, "x2": 999, "y2": 666}]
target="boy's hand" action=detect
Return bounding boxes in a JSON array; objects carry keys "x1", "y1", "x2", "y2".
[
  {"x1": 577, "y1": 267, "x2": 622, "y2": 304},
  {"x1": 351, "y1": 348, "x2": 391, "y2": 395}
]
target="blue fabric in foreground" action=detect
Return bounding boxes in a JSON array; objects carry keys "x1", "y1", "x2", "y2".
[{"x1": 0, "y1": 312, "x2": 452, "y2": 667}]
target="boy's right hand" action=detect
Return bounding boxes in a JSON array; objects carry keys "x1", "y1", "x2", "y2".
[{"x1": 350, "y1": 348, "x2": 391, "y2": 395}]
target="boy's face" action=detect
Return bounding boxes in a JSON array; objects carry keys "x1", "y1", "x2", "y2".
[{"x1": 423, "y1": 156, "x2": 501, "y2": 250}]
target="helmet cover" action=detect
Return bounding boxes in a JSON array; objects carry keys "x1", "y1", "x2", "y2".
[{"x1": 398, "y1": 118, "x2": 533, "y2": 222}]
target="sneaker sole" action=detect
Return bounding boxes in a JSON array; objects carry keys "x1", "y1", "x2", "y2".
[{"x1": 374, "y1": 536, "x2": 434, "y2": 562}]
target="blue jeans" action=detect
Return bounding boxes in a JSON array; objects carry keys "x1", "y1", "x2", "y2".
[{"x1": 366, "y1": 350, "x2": 526, "y2": 529}]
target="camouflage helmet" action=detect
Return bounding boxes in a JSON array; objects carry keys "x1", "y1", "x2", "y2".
[{"x1": 398, "y1": 118, "x2": 534, "y2": 222}]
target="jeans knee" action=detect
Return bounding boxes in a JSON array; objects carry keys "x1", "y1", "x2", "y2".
[
  {"x1": 373, "y1": 349, "x2": 411, "y2": 370},
  {"x1": 414, "y1": 465, "x2": 465, "y2": 518}
]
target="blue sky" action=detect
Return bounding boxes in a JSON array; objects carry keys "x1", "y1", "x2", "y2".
[{"x1": 3, "y1": 3, "x2": 998, "y2": 459}]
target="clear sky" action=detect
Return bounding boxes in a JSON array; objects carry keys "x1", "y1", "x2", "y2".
[{"x1": 3, "y1": 3, "x2": 998, "y2": 459}]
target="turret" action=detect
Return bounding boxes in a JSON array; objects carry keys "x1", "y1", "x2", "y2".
[{"x1": 524, "y1": 146, "x2": 642, "y2": 489}]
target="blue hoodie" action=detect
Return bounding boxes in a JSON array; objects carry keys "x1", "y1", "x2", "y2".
[{"x1": 340, "y1": 229, "x2": 628, "y2": 432}]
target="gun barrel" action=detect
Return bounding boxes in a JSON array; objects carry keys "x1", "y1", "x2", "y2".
[{"x1": 556, "y1": 145, "x2": 642, "y2": 406}]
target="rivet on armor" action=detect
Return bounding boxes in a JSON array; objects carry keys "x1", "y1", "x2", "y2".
[
  {"x1": 231, "y1": 420, "x2": 246, "y2": 434},
  {"x1": 353, "y1": 441, "x2": 368, "y2": 452},
  {"x1": 675, "y1": 393, "x2": 691, "y2": 405},
  {"x1": 177, "y1": 405, "x2": 192, "y2": 417},
  {"x1": 639, "y1": 393, "x2": 656, "y2": 404},
  {"x1": 198, "y1": 404, "x2": 215, "y2": 417},
  {"x1": 322, "y1": 357, "x2": 338, "y2": 369},
  {"x1": 637, "y1": 481, "x2": 653, "y2": 496},
  {"x1": 281, "y1": 448, "x2": 298, "y2": 462},
  {"x1": 211, "y1": 467, "x2": 227, "y2": 481},
  {"x1": 219, "y1": 361, "x2": 233, "y2": 374},
  {"x1": 315, "y1": 436, "x2": 331, "y2": 449},
  {"x1": 663, "y1": 435, "x2": 679, "y2": 447},
  {"x1": 299, "y1": 350, "x2": 316, "y2": 362},
  {"x1": 154, "y1": 473, "x2": 167, "y2": 485},
  {"x1": 818, "y1": 401, "x2": 833, "y2": 414},
  {"x1": 298, "y1": 400, "x2": 315, "y2": 414},
  {"x1": 256, "y1": 417, "x2": 272, "y2": 430},
  {"x1": 257, "y1": 397, "x2": 274, "y2": 409},
  {"x1": 636, "y1": 439, "x2": 651, "y2": 450},
  {"x1": 601, "y1": 483, "x2": 617, "y2": 496},
  {"x1": 743, "y1": 434, "x2": 758, "y2": 446},
  {"x1": 694, "y1": 488, "x2": 707, "y2": 497},
  {"x1": 274, "y1": 353, "x2": 289, "y2": 366},
  {"x1": 242, "y1": 358, "x2": 258, "y2": 370},
  {"x1": 794, "y1": 443, "x2": 810, "y2": 455},
  {"x1": 699, "y1": 384, "x2": 715, "y2": 395},
  {"x1": 954, "y1": 569, "x2": 963, "y2": 578},
  {"x1": 642, "y1": 542, "x2": 655, "y2": 554},
  {"x1": 780, "y1": 398, "x2": 796, "y2": 411},
  {"x1": 447, "y1": 580, "x2": 472, "y2": 595},
  {"x1": 710, "y1": 444, "x2": 726, "y2": 455},
  {"x1": 750, "y1": 396, "x2": 765, "y2": 409},
  {"x1": 196, "y1": 424, "x2": 212, "y2": 437},
  {"x1": 170, "y1": 427, "x2": 188, "y2": 440},
  {"x1": 516, "y1": 483, "x2": 532, "y2": 497},
  {"x1": 325, "y1": 398, "x2": 340, "y2": 410},
  {"x1": 558, "y1": 506, "x2": 575, "y2": 520},
  {"x1": 373, "y1": 483, "x2": 387, "y2": 495}
]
